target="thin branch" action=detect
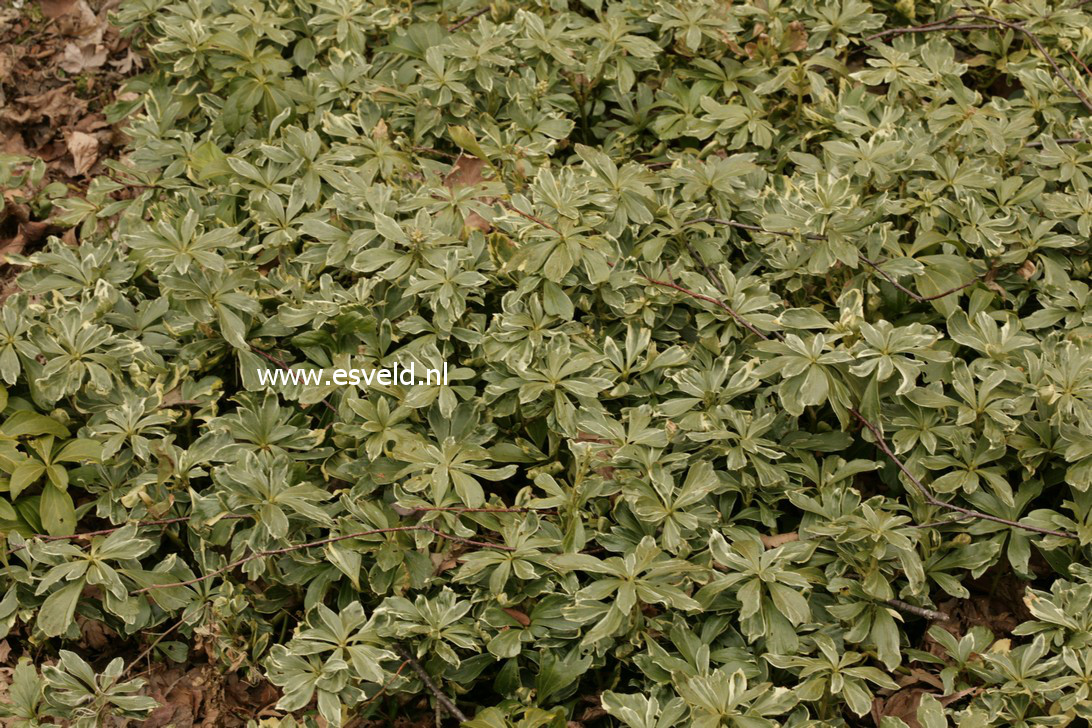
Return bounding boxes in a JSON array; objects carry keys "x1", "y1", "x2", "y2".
[
  {"x1": 410, "y1": 146, "x2": 460, "y2": 160},
  {"x1": 249, "y1": 346, "x2": 337, "y2": 414},
  {"x1": 6, "y1": 515, "x2": 251, "y2": 555},
  {"x1": 867, "y1": 20, "x2": 999, "y2": 41},
  {"x1": 912, "y1": 515, "x2": 976, "y2": 529},
  {"x1": 499, "y1": 200, "x2": 559, "y2": 233},
  {"x1": 849, "y1": 407, "x2": 1076, "y2": 539},
  {"x1": 1069, "y1": 48, "x2": 1092, "y2": 81},
  {"x1": 400, "y1": 505, "x2": 558, "y2": 514},
  {"x1": 1025, "y1": 136, "x2": 1086, "y2": 148},
  {"x1": 447, "y1": 6, "x2": 489, "y2": 32},
  {"x1": 885, "y1": 598, "x2": 949, "y2": 622},
  {"x1": 640, "y1": 274, "x2": 773, "y2": 340},
  {"x1": 858, "y1": 255, "x2": 984, "y2": 302},
  {"x1": 963, "y1": 12, "x2": 1092, "y2": 114},
  {"x1": 395, "y1": 644, "x2": 468, "y2": 723},
  {"x1": 685, "y1": 217, "x2": 985, "y2": 303},
  {"x1": 866, "y1": 12, "x2": 1092, "y2": 114},
  {"x1": 123, "y1": 617, "x2": 187, "y2": 677},
  {"x1": 358, "y1": 659, "x2": 410, "y2": 713},
  {"x1": 683, "y1": 241, "x2": 728, "y2": 295},
  {"x1": 130, "y1": 525, "x2": 514, "y2": 594},
  {"x1": 687, "y1": 217, "x2": 825, "y2": 241}
]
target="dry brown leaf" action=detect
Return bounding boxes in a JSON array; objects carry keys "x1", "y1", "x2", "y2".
[
  {"x1": 872, "y1": 687, "x2": 927, "y2": 728},
  {"x1": 785, "y1": 20, "x2": 808, "y2": 52},
  {"x1": 760, "y1": 532, "x2": 799, "y2": 549},
  {"x1": 2, "y1": 86, "x2": 87, "y2": 127},
  {"x1": 2, "y1": 133, "x2": 29, "y2": 156},
  {"x1": 444, "y1": 154, "x2": 486, "y2": 188},
  {"x1": 444, "y1": 155, "x2": 492, "y2": 231},
  {"x1": 55, "y1": 0, "x2": 104, "y2": 42},
  {"x1": 67, "y1": 130, "x2": 99, "y2": 175},
  {"x1": 59, "y1": 42, "x2": 108, "y2": 74},
  {"x1": 0, "y1": 48, "x2": 17, "y2": 84},
  {"x1": 502, "y1": 607, "x2": 531, "y2": 627},
  {"x1": 77, "y1": 615, "x2": 116, "y2": 650},
  {"x1": 40, "y1": 0, "x2": 80, "y2": 19},
  {"x1": 1, "y1": 203, "x2": 59, "y2": 263},
  {"x1": 110, "y1": 48, "x2": 143, "y2": 74},
  {"x1": 939, "y1": 687, "x2": 980, "y2": 707},
  {"x1": 1018, "y1": 259, "x2": 1036, "y2": 280},
  {"x1": 0, "y1": 639, "x2": 10, "y2": 664}
]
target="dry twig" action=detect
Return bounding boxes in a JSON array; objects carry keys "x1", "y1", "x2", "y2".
[
  {"x1": 866, "y1": 12, "x2": 1092, "y2": 114},
  {"x1": 684, "y1": 217, "x2": 986, "y2": 303},
  {"x1": 395, "y1": 644, "x2": 468, "y2": 723},
  {"x1": 496, "y1": 190, "x2": 1078, "y2": 541},
  {"x1": 6, "y1": 515, "x2": 251, "y2": 555},
  {"x1": 131, "y1": 525, "x2": 514, "y2": 594},
  {"x1": 885, "y1": 598, "x2": 949, "y2": 622},
  {"x1": 447, "y1": 6, "x2": 489, "y2": 32}
]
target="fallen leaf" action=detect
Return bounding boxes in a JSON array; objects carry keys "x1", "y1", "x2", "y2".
[
  {"x1": 59, "y1": 42, "x2": 108, "y2": 74},
  {"x1": 110, "y1": 48, "x2": 143, "y2": 74},
  {"x1": 77, "y1": 615, "x2": 116, "y2": 650},
  {"x1": 1, "y1": 87, "x2": 81, "y2": 125},
  {"x1": 66, "y1": 130, "x2": 99, "y2": 175},
  {"x1": 0, "y1": 639, "x2": 10, "y2": 664},
  {"x1": 760, "y1": 532, "x2": 799, "y2": 549},
  {"x1": 939, "y1": 687, "x2": 979, "y2": 707},
  {"x1": 785, "y1": 20, "x2": 808, "y2": 52},
  {"x1": 55, "y1": 0, "x2": 104, "y2": 43},
  {"x1": 444, "y1": 155, "x2": 492, "y2": 232},
  {"x1": 40, "y1": 0, "x2": 80, "y2": 19},
  {"x1": 1018, "y1": 259, "x2": 1036, "y2": 280},
  {"x1": 502, "y1": 607, "x2": 531, "y2": 627},
  {"x1": 1, "y1": 203, "x2": 60, "y2": 264},
  {"x1": 444, "y1": 154, "x2": 486, "y2": 188},
  {"x1": 2, "y1": 133, "x2": 29, "y2": 156},
  {"x1": 872, "y1": 687, "x2": 926, "y2": 728}
]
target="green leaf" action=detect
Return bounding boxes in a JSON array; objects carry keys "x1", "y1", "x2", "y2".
[
  {"x1": 36, "y1": 580, "x2": 83, "y2": 637},
  {"x1": 40, "y1": 483, "x2": 76, "y2": 536},
  {"x1": 9, "y1": 460, "x2": 45, "y2": 498}
]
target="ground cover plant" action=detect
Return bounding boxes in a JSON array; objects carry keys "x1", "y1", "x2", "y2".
[{"x1": 2, "y1": 0, "x2": 1092, "y2": 725}]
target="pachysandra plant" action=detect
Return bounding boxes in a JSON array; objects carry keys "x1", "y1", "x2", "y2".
[{"x1": 2, "y1": 0, "x2": 1092, "y2": 725}]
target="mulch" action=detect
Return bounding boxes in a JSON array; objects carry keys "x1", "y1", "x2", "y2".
[{"x1": 0, "y1": 0, "x2": 141, "y2": 293}]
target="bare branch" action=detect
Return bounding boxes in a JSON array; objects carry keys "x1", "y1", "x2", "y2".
[
  {"x1": 499, "y1": 200, "x2": 559, "y2": 233},
  {"x1": 683, "y1": 240, "x2": 728, "y2": 295},
  {"x1": 849, "y1": 407, "x2": 1076, "y2": 540},
  {"x1": 640, "y1": 274, "x2": 773, "y2": 340},
  {"x1": 885, "y1": 598, "x2": 950, "y2": 622},
  {"x1": 497, "y1": 203, "x2": 1076, "y2": 540},
  {"x1": 358, "y1": 659, "x2": 411, "y2": 712},
  {"x1": 447, "y1": 6, "x2": 489, "y2": 32},
  {"x1": 963, "y1": 12, "x2": 1092, "y2": 114},
  {"x1": 399, "y1": 505, "x2": 558, "y2": 514},
  {"x1": 866, "y1": 12, "x2": 1092, "y2": 114},
  {"x1": 131, "y1": 525, "x2": 514, "y2": 594},
  {"x1": 858, "y1": 255, "x2": 984, "y2": 302},
  {"x1": 1025, "y1": 136, "x2": 1086, "y2": 148},
  {"x1": 684, "y1": 217, "x2": 985, "y2": 303},
  {"x1": 7, "y1": 515, "x2": 251, "y2": 555},
  {"x1": 395, "y1": 644, "x2": 468, "y2": 722}
]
